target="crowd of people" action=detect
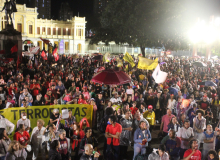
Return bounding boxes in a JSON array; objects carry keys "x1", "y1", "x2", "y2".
[{"x1": 0, "y1": 52, "x2": 219, "y2": 160}]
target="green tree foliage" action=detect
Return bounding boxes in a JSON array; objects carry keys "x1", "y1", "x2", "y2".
[{"x1": 91, "y1": 0, "x2": 189, "y2": 56}]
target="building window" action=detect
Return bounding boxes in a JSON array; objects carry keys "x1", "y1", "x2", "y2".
[
  {"x1": 63, "y1": 28, "x2": 66, "y2": 35},
  {"x1": 58, "y1": 28, "x2": 61, "y2": 35},
  {"x1": 68, "y1": 29, "x2": 71, "y2": 36},
  {"x1": 77, "y1": 29, "x2": 81, "y2": 36},
  {"x1": 17, "y1": 23, "x2": 22, "y2": 32},
  {"x1": 53, "y1": 28, "x2": 56, "y2": 35},
  {"x1": 37, "y1": 27, "x2": 40, "y2": 34},
  {"x1": 42, "y1": 27, "x2": 45, "y2": 34},
  {"x1": 47, "y1": 28, "x2": 51, "y2": 35},
  {"x1": 29, "y1": 25, "x2": 33, "y2": 34}
]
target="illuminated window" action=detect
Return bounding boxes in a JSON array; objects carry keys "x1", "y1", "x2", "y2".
[{"x1": 47, "y1": 28, "x2": 51, "y2": 35}]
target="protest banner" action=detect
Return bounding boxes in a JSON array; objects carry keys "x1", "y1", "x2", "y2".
[{"x1": 0, "y1": 104, "x2": 93, "y2": 134}]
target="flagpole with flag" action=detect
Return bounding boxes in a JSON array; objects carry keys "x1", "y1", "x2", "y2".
[
  {"x1": 123, "y1": 52, "x2": 135, "y2": 67},
  {"x1": 52, "y1": 48, "x2": 59, "y2": 61}
]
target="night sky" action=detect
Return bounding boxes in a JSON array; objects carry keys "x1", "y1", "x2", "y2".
[{"x1": 51, "y1": 0, "x2": 94, "y2": 20}]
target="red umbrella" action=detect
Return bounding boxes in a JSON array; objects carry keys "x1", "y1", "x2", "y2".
[{"x1": 91, "y1": 69, "x2": 131, "y2": 85}]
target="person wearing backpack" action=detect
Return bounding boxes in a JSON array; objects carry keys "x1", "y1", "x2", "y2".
[{"x1": 5, "y1": 140, "x2": 27, "y2": 160}]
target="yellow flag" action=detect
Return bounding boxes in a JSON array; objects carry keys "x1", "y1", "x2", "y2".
[
  {"x1": 138, "y1": 57, "x2": 158, "y2": 70},
  {"x1": 147, "y1": 58, "x2": 158, "y2": 70},
  {"x1": 123, "y1": 52, "x2": 135, "y2": 67},
  {"x1": 103, "y1": 52, "x2": 110, "y2": 62},
  {"x1": 117, "y1": 57, "x2": 123, "y2": 67}
]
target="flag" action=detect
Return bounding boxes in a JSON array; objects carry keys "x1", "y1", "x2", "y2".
[
  {"x1": 53, "y1": 48, "x2": 59, "y2": 61},
  {"x1": 11, "y1": 44, "x2": 18, "y2": 54},
  {"x1": 30, "y1": 46, "x2": 40, "y2": 55},
  {"x1": 123, "y1": 52, "x2": 135, "y2": 67},
  {"x1": 17, "y1": 53, "x2": 22, "y2": 70},
  {"x1": 138, "y1": 57, "x2": 158, "y2": 70},
  {"x1": 41, "y1": 51, "x2": 47, "y2": 60},
  {"x1": 103, "y1": 52, "x2": 110, "y2": 63},
  {"x1": 40, "y1": 38, "x2": 50, "y2": 44},
  {"x1": 152, "y1": 64, "x2": 168, "y2": 84}
]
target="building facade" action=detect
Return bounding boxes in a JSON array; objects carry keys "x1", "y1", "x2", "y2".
[{"x1": 0, "y1": 1, "x2": 86, "y2": 54}]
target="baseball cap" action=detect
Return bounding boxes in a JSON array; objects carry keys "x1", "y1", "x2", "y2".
[
  {"x1": 76, "y1": 87, "x2": 79, "y2": 90},
  {"x1": 148, "y1": 105, "x2": 153, "y2": 109}
]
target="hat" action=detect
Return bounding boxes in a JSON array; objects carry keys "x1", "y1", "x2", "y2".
[
  {"x1": 76, "y1": 87, "x2": 79, "y2": 90},
  {"x1": 90, "y1": 98, "x2": 95, "y2": 101},
  {"x1": 148, "y1": 105, "x2": 153, "y2": 109},
  {"x1": 47, "y1": 88, "x2": 52, "y2": 91},
  {"x1": 170, "y1": 94, "x2": 174, "y2": 96},
  {"x1": 196, "y1": 109, "x2": 204, "y2": 116},
  {"x1": 163, "y1": 89, "x2": 169, "y2": 91},
  {"x1": 83, "y1": 86, "x2": 87, "y2": 89}
]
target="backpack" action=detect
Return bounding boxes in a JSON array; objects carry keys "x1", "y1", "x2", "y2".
[
  {"x1": 99, "y1": 116, "x2": 107, "y2": 133},
  {"x1": 134, "y1": 153, "x2": 148, "y2": 160}
]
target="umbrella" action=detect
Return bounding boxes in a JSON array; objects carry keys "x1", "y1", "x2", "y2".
[
  {"x1": 192, "y1": 62, "x2": 207, "y2": 67},
  {"x1": 23, "y1": 40, "x2": 33, "y2": 44},
  {"x1": 199, "y1": 81, "x2": 217, "y2": 87},
  {"x1": 168, "y1": 87, "x2": 178, "y2": 96},
  {"x1": 92, "y1": 55, "x2": 103, "y2": 61},
  {"x1": 91, "y1": 69, "x2": 131, "y2": 96}
]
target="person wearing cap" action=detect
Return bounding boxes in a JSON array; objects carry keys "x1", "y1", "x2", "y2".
[
  {"x1": 193, "y1": 109, "x2": 206, "y2": 148},
  {"x1": 143, "y1": 105, "x2": 155, "y2": 131}
]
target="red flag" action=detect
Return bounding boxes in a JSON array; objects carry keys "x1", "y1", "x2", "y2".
[
  {"x1": 11, "y1": 44, "x2": 18, "y2": 53},
  {"x1": 40, "y1": 38, "x2": 50, "y2": 44},
  {"x1": 52, "y1": 48, "x2": 59, "y2": 61},
  {"x1": 41, "y1": 51, "x2": 47, "y2": 60},
  {"x1": 17, "y1": 53, "x2": 21, "y2": 70}
]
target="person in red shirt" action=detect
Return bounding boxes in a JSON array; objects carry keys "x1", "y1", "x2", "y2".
[
  {"x1": 105, "y1": 115, "x2": 122, "y2": 160},
  {"x1": 130, "y1": 101, "x2": 138, "y2": 116},
  {"x1": 78, "y1": 94, "x2": 88, "y2": 104},
  {"x1": 183, "y1": 139, "x2": 201, "y2": 160},
  {"x1": 30, "y1": 79, "x2": 41, "y2": 100},
  {"x1": 14, "y1": 124, "x2": 30, "y2": 146}
]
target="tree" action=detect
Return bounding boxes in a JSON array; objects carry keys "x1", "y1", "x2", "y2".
[{"x1": 91, "y1": 0, "x2": 189, "y2": 57}]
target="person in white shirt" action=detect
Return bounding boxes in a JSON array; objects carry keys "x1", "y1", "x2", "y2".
[
  {"x1": 0, "y1": 115, "x2": 14, "y2": 135},
  {"x1": 17, "y1": 112, "x2": 31, "y2": 132},
  {"x1": 179, "y1": 120, "x2": 194, "y2": 159},
  {"x1": 31, "y1": 119, "x2": 46, "y2": 160},
  {"x1": 110, "y1": 93, "x2": 122, "y2": 105}
]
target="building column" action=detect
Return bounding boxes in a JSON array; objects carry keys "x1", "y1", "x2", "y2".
[
  {"x1": 23, "y1": 15, "x2": 27, "y2": 35},
  {"x1": 192, "y1": 44, "x2": 197, "y2": 57},
  {"x1": 56, "y1": 27, "x2": 58, "y2": 36},
  {"x1": 45, "y1": 26, "x2": 48, "y2": 35},
  {"x1": 34, "y1": 17, "x2": 37, "y2": 35},
  {"x1": 51, "y1": 26, "x2": 53, "y2": 36},
  {"x1": 61, "y1": 27, "x2": 63, "y2": 36}
]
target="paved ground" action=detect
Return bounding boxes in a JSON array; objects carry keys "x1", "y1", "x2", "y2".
[{"x1": 26, "y1": 124, "x2": 161, "y2": 160}]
